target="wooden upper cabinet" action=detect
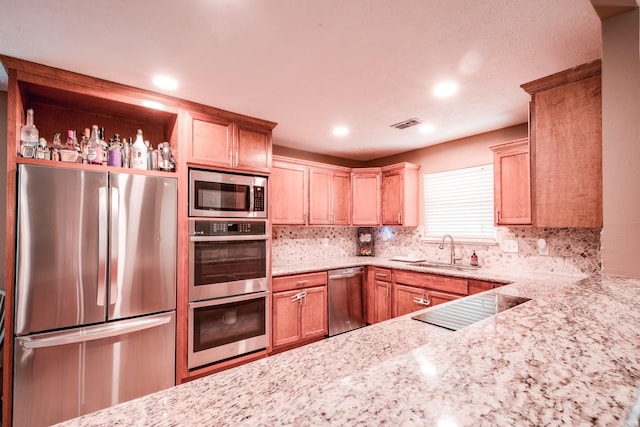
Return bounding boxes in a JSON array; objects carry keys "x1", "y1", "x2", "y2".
[
  {"x1": 271, "y1": 158, "x2": 308, "y2": 225},
  {"x1": 351, "y1": 168, "x2": 381, "y2": 226},
  {"x1": 521, "y1": 60, "x2": 602, "y2": 228},
  {"x1": 188, "y1": 112, "x2": 273, "y2": 174},
  {"x1": 381, "y1": 163, "x2": 420, "y2": 226},
  {"x1": 490, "y1": 138, "x2": 531, "y2": 225},
  {"x1": 190, "y1": 114, "x2": 233, "y2": 167},
  {"x1": 309, "y1": 166, "x2": 351, "y2": 225},
  {"x1": 235, "y1": 124, "x2": 271, "y2": 173}
]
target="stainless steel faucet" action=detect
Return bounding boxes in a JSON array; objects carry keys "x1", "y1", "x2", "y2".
[{"x1": 439, "y1": 234, "x2": 462, "y2": 265}]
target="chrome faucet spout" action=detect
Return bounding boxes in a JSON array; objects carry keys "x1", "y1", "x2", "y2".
[{"x1": 439, "y1": 234, "x2": 461, "y2": 265}]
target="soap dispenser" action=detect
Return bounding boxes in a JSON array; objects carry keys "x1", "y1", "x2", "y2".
[{"x1": 470, "y1": 250, "x2": 478, "y2": 267}]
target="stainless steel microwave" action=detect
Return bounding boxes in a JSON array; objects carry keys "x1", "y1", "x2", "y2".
[{"x1": 189, "y1": 169, "x2": 267, "y2": 218}]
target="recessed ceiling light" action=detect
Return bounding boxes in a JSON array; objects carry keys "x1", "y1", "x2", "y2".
[
  {"x1": 433, "y1": 81, "x2": 458, "y2": 98},
  {"x1": 333, "y1": 126, "x2": 349, "y2": 137},
  {"x1": 419, "y1": 123, "x2": 435, "y2": 134},
  {"x1": 153, "y1": 75, "x2": 178, "y2": 90}
]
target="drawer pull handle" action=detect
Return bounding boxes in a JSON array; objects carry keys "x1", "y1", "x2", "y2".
[{"x1": 296, "y1": 280, "x2": 309, "y2": 286}]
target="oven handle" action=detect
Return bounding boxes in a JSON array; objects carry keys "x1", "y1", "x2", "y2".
[
  {"x1": 189, "y1": 235, "x2": 270, "y2": 242},
  {"x1": 189, "y1": 292, "x2": 269, "y2": 309}
]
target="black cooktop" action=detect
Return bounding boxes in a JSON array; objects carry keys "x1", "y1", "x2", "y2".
[{"x1": 411, "y1": 292, "x2": 531, "y2": 331}]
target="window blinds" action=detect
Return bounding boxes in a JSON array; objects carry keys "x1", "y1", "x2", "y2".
[{"x1": 423, "y1": 164, "x2": 496, "y2": 241}]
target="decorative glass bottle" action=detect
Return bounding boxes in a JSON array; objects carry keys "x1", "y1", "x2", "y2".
[
  {"x1": 20, "y1": 109, "x2": 39, "y2": 157},
  {"x1": 86, "y1": 125, "x2": 104, "y2": 165},
  {"x1": 130, "y1": 129, "x2": 148, "y2": 170}
]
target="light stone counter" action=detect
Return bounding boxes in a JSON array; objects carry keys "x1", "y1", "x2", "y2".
[{"x1": 55, "y1": 271, "x2": 640, "y2": 426}]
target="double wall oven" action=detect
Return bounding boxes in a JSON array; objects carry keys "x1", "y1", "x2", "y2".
[{"x1": 188, "y1": 169, "x2": 270, "y2": 370}]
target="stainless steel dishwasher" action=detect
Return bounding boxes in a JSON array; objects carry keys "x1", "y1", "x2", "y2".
[{"x1": 327, "y1": 267, "x2": 366, "y2": 336}]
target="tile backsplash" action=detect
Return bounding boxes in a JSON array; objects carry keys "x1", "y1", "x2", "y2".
[{"x1": 272, "y1": 226, "x2": 601, "y2": 275}]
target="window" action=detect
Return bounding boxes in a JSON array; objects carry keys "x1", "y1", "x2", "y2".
[{"x1": 423, "y1": 164, "x2": 495, "y2": 242}]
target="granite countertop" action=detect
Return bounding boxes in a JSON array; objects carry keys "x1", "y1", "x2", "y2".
[{"x1": 56, "y1": 271, "x2": 640, "y2": 427}]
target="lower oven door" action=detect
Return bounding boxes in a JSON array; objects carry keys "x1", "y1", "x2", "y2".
[{"x1": 188, "y1": 292, "x2": 269, "y2": 370}]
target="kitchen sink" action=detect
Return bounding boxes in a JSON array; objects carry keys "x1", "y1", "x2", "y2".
[{"x1": 414, "y1": 261, "x2": 480, "y2": 271}]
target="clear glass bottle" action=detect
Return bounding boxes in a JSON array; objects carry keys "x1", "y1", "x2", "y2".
[
  {"x1": 121, "y1": 139, "x2": 131, "y2": 168},
  {"x1": 130, "y1": 129, "x2": 148, "y2": 170},
  {"x1": 86, "y1": 125, "x2": 104, "y2": 165},
  {"x1": 20, "y1": 109, "x2": 39, "y2": 157},
  {"x1": 99, "y1": 127, "x2": 109, "y2": 165}
]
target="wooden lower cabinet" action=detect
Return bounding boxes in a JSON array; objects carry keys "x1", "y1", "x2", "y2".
[
  {"x1": 468, "y1": 279, "x2": 505, "y2": 295},
  {"x1": 272, "y1": 272, "x2": 328, "y2": 351},
  {"x1": 393, "y1": 284, "x2": 429, "y2": 317},
  {"x1": 374, "y1": 280, "x2": 392, "y2": 323},
  {"x1": 429, "y1": 290, "x2": 462, "y2": 306},
  {"x1": 371, "y1": 268, "x2": 392, "y2": 323},
  {"x1": 390, "y1": 269, "x2": 469, "y2": 319}
]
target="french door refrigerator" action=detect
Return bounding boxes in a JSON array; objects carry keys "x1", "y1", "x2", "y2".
[{"x1": 13, "y1": 164, "x2": 177, "y2": 427}]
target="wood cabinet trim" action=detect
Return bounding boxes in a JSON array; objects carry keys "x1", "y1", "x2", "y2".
[{"x1": 521, "y1": 59, "x2": 601, "y2": 95}]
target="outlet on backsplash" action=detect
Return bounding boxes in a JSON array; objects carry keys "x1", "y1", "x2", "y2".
[{"x1": 503, "y1": 239, "x2": 519, "y2": 253}]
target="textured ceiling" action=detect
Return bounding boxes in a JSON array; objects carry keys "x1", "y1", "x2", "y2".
[{"x1": 0, "y1": 0, "x2": 602, "y2": 161}]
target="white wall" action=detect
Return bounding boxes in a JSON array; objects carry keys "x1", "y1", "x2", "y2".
[{"x1": 600, "y1": 9, "x2": 640, "y2": 277}]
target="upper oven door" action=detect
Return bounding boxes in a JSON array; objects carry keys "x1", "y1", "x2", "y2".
[
  {"x1": 189, "y1": 235, "x2": 269, "y2": 301},
  {"x1": 189, "y1": 169, "x2": 267, "y2": 218}
]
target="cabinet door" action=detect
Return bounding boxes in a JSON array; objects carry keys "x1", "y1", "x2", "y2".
[
  {"x1": 271, "y1": 161, "x2": 308, "y2": 225},
  {"x1": 381, "y1": 170, "x2": 401, "y2": 225},
  {"x1": 235, "y1": 125, "x2": 271, "y2": 173},
  {"x1": 523, "y1": 63, "x2": 602, "y2": 228},
  {"x1": 190, "y1": 115, "x2": 233, "y2": 167},
  {"x1": 309, "y1": 168, "x2": 332, "y2": 224},
  {"x1": 272, "y1": 290, "x2": 301, "y2": 348},
  {"x1": 331, "y1": 171, "x2": 351, "y2": 225},
  {"x1": 394, "y1": 284, "x2": 430, "y2": 317},
  {"x1": 352, "y1": 171, "x2": 381, "y2": 225},
  {"x1": 374, "y1": 280, "x2": 392, "y2": 323},
  {"x1": 300, "y1": 286, "x2": 327, "y2": 340},
  {"x1": 429, "y1": 291, "x2": 461, "y2": 307},
  {"x1": 492, "y1": 139, "x2": 531, "y2": 225}
]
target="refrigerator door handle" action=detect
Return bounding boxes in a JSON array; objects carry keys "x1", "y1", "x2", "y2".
[
  {"x1": 20, "y1": 314, "x2": 172, "y2": 350},
  {"x1": 97, "y1": 186, "x2": 108, "y2": 307},
  {"x1": 109, "y1": 185, "x2": 119, "y2": 306}
]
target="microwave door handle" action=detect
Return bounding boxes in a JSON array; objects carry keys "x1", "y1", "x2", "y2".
[
  {"x1": 189, "y1": 235, "x2": 270, "y2": 242},
  {"x1": 249, "y1": 185, "x2": 255, "y2": 215}
]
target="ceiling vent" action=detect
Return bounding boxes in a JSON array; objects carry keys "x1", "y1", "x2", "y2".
[{"x1": 390, "y1": 118, "x2": 422, "y2": 129}]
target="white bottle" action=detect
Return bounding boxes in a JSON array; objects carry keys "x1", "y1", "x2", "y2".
[{"x1": 130, "y1": 129, "x2": 148, "y2": 170}]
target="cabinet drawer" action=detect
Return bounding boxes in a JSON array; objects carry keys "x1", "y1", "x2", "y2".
[
  {"x1": 273, "y1": 271, "x2": 327, "y2": 292},
  {"x1": 373, "y1": 268, "x2": 392, "y2": 282},
  {"x1": 423, "y1": 274, "x2": 468, "y2": 295},
  {"x1": 393, "y1": 270, "x2": 424, "y2": 286},
  {"x1": 393, "y1": 270, "x2": 468, "y2": 295}
]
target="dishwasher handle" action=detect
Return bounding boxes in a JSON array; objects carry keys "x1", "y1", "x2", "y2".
[{"x1": 328, "y1": 268, "x2": 364, "y2": 280}]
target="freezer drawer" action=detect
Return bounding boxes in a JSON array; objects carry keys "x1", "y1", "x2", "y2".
[{"x1": 13, "y1": 312, "x2": 176, "y2": 427}]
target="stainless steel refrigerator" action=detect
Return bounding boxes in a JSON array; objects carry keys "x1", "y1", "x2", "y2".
[{"x1": 13, "y1": 164, "x2": 177, "y2": 427}]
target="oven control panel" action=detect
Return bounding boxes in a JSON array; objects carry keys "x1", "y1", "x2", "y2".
[{"x1": 190, "y1": 220, "x2": 267, "y2": 236}]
